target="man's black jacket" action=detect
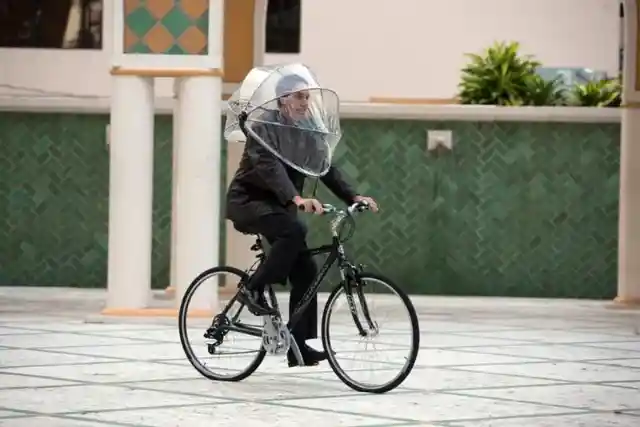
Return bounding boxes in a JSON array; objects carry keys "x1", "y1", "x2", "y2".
[{"x1": 226, "y1": 111, "x2": 357, "y2": 226}]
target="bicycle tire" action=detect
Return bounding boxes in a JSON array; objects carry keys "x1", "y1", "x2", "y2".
[
  {"x1": 178, "y1": 265, "x2": 266, "y2": 382},
  {"x1": 321, "y1": 272, "x2": 420, "y2": 393}
]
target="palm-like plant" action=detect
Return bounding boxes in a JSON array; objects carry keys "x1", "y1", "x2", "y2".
[
  {"x1": 569, "y1": 78, "x2": 621, "y2": 107},
  {"x1": 458, "y1": 41, "x2": 541, "y2": 106},
  {"x1": 524, "y1": 74, "x2": 567, "y2": 106}
]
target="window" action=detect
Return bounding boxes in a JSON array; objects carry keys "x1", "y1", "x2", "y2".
[
  {"x1": 0, "y1": 0, "x2": 102, "y2": 49},
  {"x1": 620, "y1": 1, "x2": 624, "y2": 74},
  {"x1": 537, "y1": 68, "x2": 611, "y2": 90},
  {"x1": 265, "y1": 0, "x2": 301, "y2": 54}
]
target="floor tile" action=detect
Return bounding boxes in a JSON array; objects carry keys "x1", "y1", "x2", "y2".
[
  {"x1": 2, "y1": 361, "x2": 200, "y2": 384},
  {"x1": 0, "y1": 373, "x2": 78, "y2": 389},
  {"x1": 453, "y1": 343, "x2": 640, "y2": 361},
  {"x1": 79, "y1": 402, "x2": 391, "y2": 427},
  {"x1": 0, "y1": 333, "x2": 143, "y2": 349},
  {"x1": 458, "y1": 383, "x2": 640, "y2": 411},
  {"x1": 456, "y1": 361, "x2": 640, "y2": 382},
  {"x1": 0, "y1": 349, "x2": 113, "y2": 368},
  {"x1": 0, "y1": 416, "x2": 128, "y2": 426},
  {"x1": 0, "y1": 384, "x2": 221, "y2": 414},
  {"x1": 282, "y1": 392, "x2": 580, "y2": 423},
  {"x1": 452, "y1": 412, "x2": 639, "y2": 426}
]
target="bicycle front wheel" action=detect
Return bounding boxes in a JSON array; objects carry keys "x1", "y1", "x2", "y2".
[{"x1": 321, "y1": 272, "x2": 420, "y2": 393}]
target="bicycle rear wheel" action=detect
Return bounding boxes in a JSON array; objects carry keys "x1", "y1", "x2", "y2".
[
  {"x1": 178, "y1": 266, "x2": 267, "y2": 382},
  {"x1": 321, "y1": 272, "x2": 420, "y2": 393}
]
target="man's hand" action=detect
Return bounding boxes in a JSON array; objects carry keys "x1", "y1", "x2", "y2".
[
  {"x1": 293, "y1": 196, "x2": 324, "y2": 214},
  {"x1": 353, "y1": 195, "x2": 379, "y2": 213}
]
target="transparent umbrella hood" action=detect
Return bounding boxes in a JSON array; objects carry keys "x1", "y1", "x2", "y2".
[{"x1": 223, "y1": 63, "x2": 342, "y2": 178}]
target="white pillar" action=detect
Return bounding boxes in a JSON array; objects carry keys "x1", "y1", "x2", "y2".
[
  {"x1": 170, "y1": 80, "x2": 180, "y2": 292},
  {"x1": 617, "y1": 109, "x2": 640, "y2": 305},
  {"x1": 174, "y1": 77, "x2": 222, "y2": 311},
  {"x1": 617, "y1": 0, "x2": 640, "y2": 305},
  {"x1": 106, "y1": 76, "x2": 155, "y2": 310}
]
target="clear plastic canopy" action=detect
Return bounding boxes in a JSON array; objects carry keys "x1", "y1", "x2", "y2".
[
  {"x1": 224, "y1": 63, "x2": 342, "y2": 177},
  {"x1": 224, "y1": 65, "x2": 275, "y2": 143}
]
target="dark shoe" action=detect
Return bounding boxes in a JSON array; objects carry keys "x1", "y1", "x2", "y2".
[
  {"x1": 238, "y1": 287, "x2": 276, "y2": 316},
  {"x1": 287, "y1": 343, "x2": 328, "y2": 367}
]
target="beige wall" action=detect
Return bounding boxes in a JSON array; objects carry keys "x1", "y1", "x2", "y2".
[
  {"x1": 267, "y1": 0, "x2": 620, "y2": 101},
  {"x1": 0, "y1": 0, "x2": 620, "y2": 102}
]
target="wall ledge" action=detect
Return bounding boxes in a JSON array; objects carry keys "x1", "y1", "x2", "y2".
[{"x1": 0, "y1": 96, "x2": 621, "y2": 123}]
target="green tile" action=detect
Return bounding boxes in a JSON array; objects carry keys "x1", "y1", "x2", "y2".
[
  {"x1": 127, "y1": 42, "x2": 152, "y2": 54},
  {"x1": 160, "y1": 7, "x2": 192, "y2": 38},
  {"x1": 166, "y1": 44, "x2": 186, "y2": 55},
  {"x1": 196, "y1": 13, "x2": 209, "y2": 34},
  {"x1": 125, "y1": 7, "x2": 156, "y2": 38}
]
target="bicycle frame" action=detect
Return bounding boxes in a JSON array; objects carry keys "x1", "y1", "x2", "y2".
[{"x1": 219, "y1": 203, "x2": 376, "y2": 341}]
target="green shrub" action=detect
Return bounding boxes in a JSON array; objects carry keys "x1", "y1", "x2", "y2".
[
  {"x1": 524, "y1": 74, "x2": 567, "y2": 106},
  {"x1": 458, "y1": 41, "x2": 622, "y2": 107},
  {"x1": 458, "y1": 41, "x2": 541, "y2": 106},
  {"x1": 569, "y1": 78, "x2": 621, "y2": 107}
]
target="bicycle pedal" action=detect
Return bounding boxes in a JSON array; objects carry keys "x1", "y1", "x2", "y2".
[{"x1": 262, "y1": 314, "x2": 281, "y2": 323}]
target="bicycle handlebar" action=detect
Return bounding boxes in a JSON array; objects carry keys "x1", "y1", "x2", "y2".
[
  {"x1": 297, "y1": 200, "x2": 371, "y2": 216},
  {"x1": 329, "y1": 200, "x2": 371, "y2": 215},
  {"x1": 297, "y1": 200, "x2": 371, "y2": 239}
]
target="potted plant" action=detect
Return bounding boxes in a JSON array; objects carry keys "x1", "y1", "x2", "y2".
[
  {"x1": 569, "y1": 78, "x2": 621, "y2": 107},
  {"x1": 523, "y1": 74, "x2": 567, "y2": 106},
  {"x1": 458, "y1": 41, "x2": 541, "y2": 106}
]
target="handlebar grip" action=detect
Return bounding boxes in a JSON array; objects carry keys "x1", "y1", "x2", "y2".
[
  {"x1": 352, "y1": 200, "x2": 370, "y2": 212},
  {"x1": 297, "y1": 203, "x2": 334, "y2": 213},
  {"x1": 296, "y1": 203, "x2": 322, "y2": 212}
]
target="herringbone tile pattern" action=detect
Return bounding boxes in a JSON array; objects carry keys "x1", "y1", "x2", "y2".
[
  {"x1": 0, "y1": 114, "x2": 620, "y2": 297},
  {"x1": 306, "y1": 121, "x2": 620, "y2": 298}
]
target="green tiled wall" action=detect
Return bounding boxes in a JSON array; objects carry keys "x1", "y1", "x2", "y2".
[
  {"x1": 308, "y1": 121, "x2": 620, "y2": 299},
  {"x1": 0, "y1": 113, "x2": 620, "y2": 298}
]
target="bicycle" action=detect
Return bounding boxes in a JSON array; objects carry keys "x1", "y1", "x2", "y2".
[{"x1": 178, "y1": 200, "x2": 420, "y2": 394}]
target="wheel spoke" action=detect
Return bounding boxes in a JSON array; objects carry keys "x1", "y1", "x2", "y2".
[
  {"x1": 322, "y1": 274, "x2": 420, "y2": 393},
  {"x1": 178, "y1": 267, "x2": 268, "y2": 382}
]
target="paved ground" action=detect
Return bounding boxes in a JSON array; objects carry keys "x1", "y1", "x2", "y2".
[{"x1": 0, "y1": 287, "x2": 639, "y2": 426}]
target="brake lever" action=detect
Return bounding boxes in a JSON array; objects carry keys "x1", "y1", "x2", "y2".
[{"x1": 349, "y1": 200, "x2": 370, "y2": 214}]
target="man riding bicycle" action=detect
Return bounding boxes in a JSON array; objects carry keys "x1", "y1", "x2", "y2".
[{"x1": 225, "y1": 65, "x2": 378, "y2": 367}]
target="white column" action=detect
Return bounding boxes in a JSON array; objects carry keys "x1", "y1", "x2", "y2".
[
  {"x1": 106, "y1": 76, "x2": 155, "y2": 310},
  {"x1": 174, "y1": 76, "x2": 222, "y2": 311},
  {"x1": 617, "y1": 0, "x2": 640, "y2": 305},
  {"x1": 170, "y1": 80, "x2": 180, "y2": 293},
  {"x1": 617, "y1": 109, "x2": 640, "y2": 304}
]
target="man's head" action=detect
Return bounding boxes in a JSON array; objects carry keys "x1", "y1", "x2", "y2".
[{"x1": 275, "y1": 74, "x2": 310, "y2": 121}]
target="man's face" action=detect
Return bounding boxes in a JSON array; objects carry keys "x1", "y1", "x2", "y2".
[{"x1": 280, "y1": 87, "x2": 310, "y2": 121}]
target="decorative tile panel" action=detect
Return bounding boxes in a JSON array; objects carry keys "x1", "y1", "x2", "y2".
[{"x1": 123, "y1": 0, "x2": 209, "y2": 55}]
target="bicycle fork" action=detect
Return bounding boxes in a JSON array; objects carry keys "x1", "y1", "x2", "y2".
[{"x1": 340, "y1": 263, "x2": 377, "y2": 337}]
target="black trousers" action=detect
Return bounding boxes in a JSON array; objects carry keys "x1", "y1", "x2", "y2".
[{"x1": 234, "y1": 212, "x2": 318, "y2": 342}]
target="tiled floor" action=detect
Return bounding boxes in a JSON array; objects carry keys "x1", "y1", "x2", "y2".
[{"x1": 0, "y1": 287, "x2": 639, "y2": 426}]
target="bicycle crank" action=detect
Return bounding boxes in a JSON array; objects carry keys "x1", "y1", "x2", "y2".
[{"x1": 261, "y1": 315, "x2": 291, "y2": 355}]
